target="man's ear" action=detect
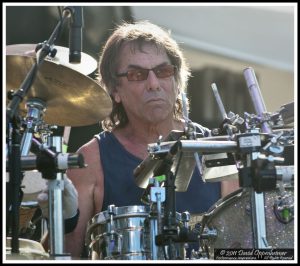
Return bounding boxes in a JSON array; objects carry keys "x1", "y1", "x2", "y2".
[
  {"x1": 112, "y1": 88, "x2": 121, "y2": 103},
  {"x1": 176, "y1": 87, "x2": 181, "y2": 96}
]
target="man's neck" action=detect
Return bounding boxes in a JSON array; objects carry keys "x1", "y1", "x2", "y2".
[{"x1": 119, "y1": 118, "x2": 183, "y2": 145}]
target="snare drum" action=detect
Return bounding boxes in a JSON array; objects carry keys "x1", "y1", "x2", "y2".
[
  {"x1": 86, "y1": 205, "x2": 150, "y2": 260},
  {"x1": 86, "y1": 205, "x2": 188, "y2": 260},
  {"x1": 199, "y1": 186, "x2": 294, "y2": 259}
]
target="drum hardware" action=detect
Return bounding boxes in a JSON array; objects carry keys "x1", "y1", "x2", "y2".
[
  {"x1": 134, "y1": 128, "x2": 223, "y2": 192},
  {"x1": 135, "y1": 136, "x2": 196, "y2": 192},
  {"x1": 191, "y1": 228, "x2": 217, "y2": 260},
  {"x1": 6, "y1": 138, "x2": 86, "y2": 174},
  {"x1": 211, "y1": 83, "x2": 245, "y2": 138},
  {"x1": 6, "y1": 10, "x2": 71, "y2": 256},
  {"x1": 152, "y1": 151, "x2": 180, "y2": 260},
  {"x1": 46, "y1": 135, "x2": 71, "y2": 257},
  {"x1": 146, "y1": 177, "x2": 166, "y2": 259},
  {"x1": 134, "y1": 129, "x2": 293, "y2": 258},
  {"x1": 149, "y1": 69, "x2": 295, "y2": 259},
  {"x1": 106, "y1": 205, "x2": 123, "y2": 257},
  {"x1": 181, "y1": 91, "x2": 204, "y2": 177},
  {"x1": 202, "y1": 68, "x2": 295, "y2": 250},
  {"x1": 236, "y1": 136, "x2": 294, "y2": 249},
  {"x1": 147, "y1": 143, "x2": 198, "y2": 260},
  {"x1": 242, "y1": 68, "x2": 288, "y2": 249},
  {"x1": 198, "y1": 227, "x2": 217, "y2": 241},
  {"x1": 6, "y1": 7, "x2": 103, "y2": 259},
  {"x1": 205, "y1": 84, "x2": 241, "y2": 184},
  {"x1": 20, "y1": 98, "x2": 47, "y2": 156},
  {"x1": 278, "y1": 102, "x2": 294, "y2": 126},
  {"x1": 143, "y1": 176, "x2": 198, "y2": 260}
]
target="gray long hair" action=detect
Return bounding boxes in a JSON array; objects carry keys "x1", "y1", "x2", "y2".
[{"x1": 98, "y1": 21, "x2": 191, "y2": 131}]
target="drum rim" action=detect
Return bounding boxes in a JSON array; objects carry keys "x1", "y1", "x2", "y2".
[{"x1": 89, "y1": 205, "x2": 150, "y2": 223}]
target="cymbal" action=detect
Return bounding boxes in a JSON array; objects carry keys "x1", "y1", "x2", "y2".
[
  {"x1": 6, "y1": 44, "x2": 97, "y2": 75},
  {"x1": 6, "y1": 52, "x2": 112, "y2": 127},
  {"x1": 202, "y1": 153, "x2": 239, "y2": 182},
  {"x1": 134, "y1": 143, "x2": 198, "y2": 192},
  {"x1": 134, "y1": 134, "x2": 239, "y2": 191},
  {"x1": 134, "y1": 133, "x2": 196, "y2": 192},
  {"x1": 6, "y1": 237, "x2": 49, "y2": 260}
]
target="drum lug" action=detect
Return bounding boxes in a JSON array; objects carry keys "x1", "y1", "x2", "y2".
[{"x1": 200, "y1": 227, "x2": 217, "y2": 240}]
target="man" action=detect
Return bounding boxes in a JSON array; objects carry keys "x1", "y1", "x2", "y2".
[{"x1": 42, "y1": 21, "x2": 239, "y2": 259}]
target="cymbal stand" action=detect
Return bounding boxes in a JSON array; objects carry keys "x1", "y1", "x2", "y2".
[
  {"x1": 5, "y1": 7, "x2": 73, "y2": 256},
  {"x1": 47, "y1": 136, "x2": 71, "y2": 259},
  {"x1": 6, "y1": 115, "x2": 22, "y2": 254},
  {"x1": 20, "y1": 98, "x2": 49, "y2": 243}
]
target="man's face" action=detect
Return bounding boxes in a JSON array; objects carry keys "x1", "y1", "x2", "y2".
[{"x1": 113, "y1": 42, "x2": 178, "y2": 125}]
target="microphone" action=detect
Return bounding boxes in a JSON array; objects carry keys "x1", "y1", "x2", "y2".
[
  {"x1": 243, "y1": 67, "x2": 272, "y2": 133},
  {"x1": 65, "y1": 6, "x2": 83, "y2": 63}
]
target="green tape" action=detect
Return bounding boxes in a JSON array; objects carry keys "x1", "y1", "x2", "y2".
[
  {"x1": 62, "y1": 144, "x2": 68, "y2": 153},
  {"x1": 155, "y1": 175, "x2": 166, "y2": 182},
  {"x1": 282, "y1": 208, "x2": 290, "y2": 219}
]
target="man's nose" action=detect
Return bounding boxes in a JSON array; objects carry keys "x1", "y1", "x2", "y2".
[{"x1": 146, "y1": 70, "x2": 160, "y2": 90}]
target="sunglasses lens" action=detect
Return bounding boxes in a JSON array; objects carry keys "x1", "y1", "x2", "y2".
[
  {"x1": 125, "y1": 65, "x2": 176, "y2": 81},
  {"x1": 127, "y1": 69, "x2": 149, "y2": 81},
  {"x1": 155, "y1": 65, "x2": 175, "y2": 78}
]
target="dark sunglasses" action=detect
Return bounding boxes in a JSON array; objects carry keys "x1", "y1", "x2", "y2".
[{"x1": 116, "y1": 64, "x2": 177, "y2": 81}]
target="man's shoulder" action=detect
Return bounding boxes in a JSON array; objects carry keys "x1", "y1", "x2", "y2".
[{"x1": 77, "y1": 137, "x2": 99, "y2": 153}]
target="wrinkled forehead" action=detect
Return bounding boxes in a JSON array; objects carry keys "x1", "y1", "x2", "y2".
[
  {"x1": 116, "y1": 41, "x2": 170, "y2": 70},
  {"x1": 119, "y1": 40, "x2": 167, "y2": 58}
]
